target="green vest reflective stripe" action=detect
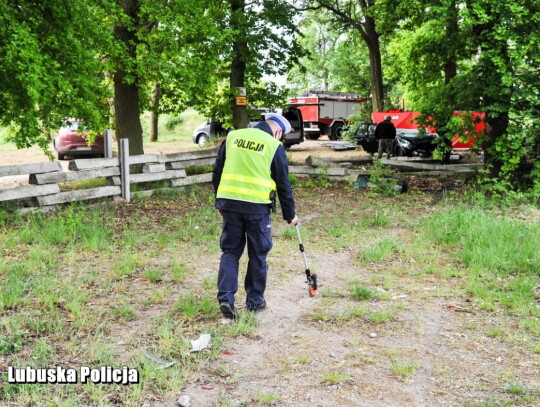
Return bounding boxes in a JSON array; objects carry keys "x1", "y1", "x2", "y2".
[{"x1": 217, "y1": 128, "x2": 280, "y2": 204}]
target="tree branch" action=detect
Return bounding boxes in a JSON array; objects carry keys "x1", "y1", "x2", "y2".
[{"x1": 312, "y1": 0, "x2": 368, "y2": 43}]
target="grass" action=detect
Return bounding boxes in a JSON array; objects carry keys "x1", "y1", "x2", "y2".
[
  {"x1": 369, "y1": 310, "x2": 395, "y2": 323},
  {"x1": 358, "y1": 238, "x2": 400, "y2": 264},
  {"x1": 321, "y1": 370, "x2": 351, "y2": 384},
  {"x1": 59, "y1": 177, "x2": 107, "y2": 191},
  {"x1": 256, "y1": 391, "x2": 278, "y2": 404},
  {"x1": 173, "y1": 293, "x2": 218, "y2": 320},
  {"x1": 422, "y1": 206, "x2": 540, "y2": 316},
  {"x1": 486, "y1": 327, "x2": 502, "y2": 338},
  {"x1": 1, "y1": 176, "x2": 540, "y2": 405},
  {"x1": 350, "y1": 284, "x2": 374, "y2": 300},
  {"x1": 390, "y1": 358, "x2": 419, "y2": 378},
  {"x1": 143, "y1": 268, "x2": 163, "y2": 283},
  {"x1": 141, "y1": 109, "x2": 204, "y2": 144},
  {"x1": 364, "y1": 211, "x2": 390, "y2": 228},
  {"x1": 505, "y1": 383, "x2": 526, "y2": 395}
]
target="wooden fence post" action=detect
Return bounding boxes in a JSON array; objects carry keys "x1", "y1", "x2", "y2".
[
  {"x1": 120, "y1": 138, "x2": 130, "y2": 202},
  {"x1": 104, "y1": 129, "x2": 113, "y2": 158}
]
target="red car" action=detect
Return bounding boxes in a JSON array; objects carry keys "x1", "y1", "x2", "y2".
[{"x1": 53, "y1": 119, "x2": 104, "y2": 160}]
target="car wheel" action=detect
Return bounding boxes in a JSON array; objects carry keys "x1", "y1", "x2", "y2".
[
  {"x1": 329, "y1": 123, "x2": 343, "y2": 140},
  {"x1": 197, "y1": 134, "x2": 208, "y2": 148},
  {"x1": 57, "y1": 152, "x2": 65, "y2": 160}
]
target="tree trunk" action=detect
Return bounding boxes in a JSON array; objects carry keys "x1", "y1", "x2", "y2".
[
  {"x1": 483, "y1": 113, "x2": 509, "y2": 176},
  {"x1": 150, "y1": 82, "x2": 161, "y2": 142},
  {"x1": 113, "y1": 0, "x2": 144, "y2": 155},
  {"x1": 363, "y1": 17, "x2": 384, "y2": 112},
  {"x1": 443, "y1": 0, "x2": 458, "y2": 84},
  {"x1": 230, "y1": 0, "x2": 249, "y2": 129},
  {"x1": 367, "y1": 39, "x2": 384, "y2": 112}
]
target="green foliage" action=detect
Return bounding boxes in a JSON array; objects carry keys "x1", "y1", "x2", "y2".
[
  {"x1": 368, "y1": 164, "x2": 402, "y2": 196},
  {"x1": 188, "y1": 0, "x2": 306, "y2": 124},
  {"x1": 390, "y1": 358, "x2": 419, "y2": 378},
  {"x1": 369, "y1": 310, "x2": 394, "y2": 323},
  {"x1": 1, "y1": 1, "x2": 301, "y2": 152},
  {"x1": 287, "y1": 10, "x2": 370, "y2": 96},
  {"x1": 385, "y1": 0, "x2": 540, "y2": 194},
  {"x1": 0, "y1": 331, "x2": 27, "y2": 356},
  {"x1": 165, "y1": 115, "x2": 184, "y2": 132},
  {"x1": 288, "y1": 173, "x2": 300, "y2": 187},
  {"x1": 0, "y1": 0, "x2": 116, "y2": 150},
  {"x1": 359, "y1": 238, "x2": 399, "y2": 264},
  {"x1": 12, "y1": 204, "x2": 112, "y2": 249}
]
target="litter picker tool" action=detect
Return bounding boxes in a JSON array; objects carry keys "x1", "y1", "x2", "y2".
[{"x1": 295, "y1": 224, "x2": 318, "y2": 297}]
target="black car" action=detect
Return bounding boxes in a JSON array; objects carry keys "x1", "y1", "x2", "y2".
[
  {"x1": 353, "y1": 122, "x2": 379, "y2": 154},
  {"x1": 394, "y1": 128, "x2": 440, "y2": 157},
  {"x1": 354, "y1": 123, "x2": 442, "y2": 158}
]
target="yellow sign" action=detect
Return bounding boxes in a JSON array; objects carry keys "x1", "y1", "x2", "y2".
[{"x1": 235, "y1": 96, "x2": 247, "y2": 106}]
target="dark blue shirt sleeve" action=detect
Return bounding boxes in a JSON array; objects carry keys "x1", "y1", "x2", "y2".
[
  {"x1": 271, "y1": 144, "x2": 296, "y2": 222},
  {"x1": 212, "y1": 140, "x2": 226, "y2": 193}
]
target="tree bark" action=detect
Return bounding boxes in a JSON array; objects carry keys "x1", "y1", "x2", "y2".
[
  {"x1": 230, "y1": 0, "x2": 249, "y2": 129},
  {"x1": 366, "y1": 33, "x2": 384, "y2": 112},
  {"x1": 150, "y1": 82, "x2": 161, "y2": 142},
  {"x1": 443, "y1": 0, "x2": 458, "y2": 84},
  {"x1": 113, "y1": 0, "x2": 144, "y2": 155},
  {"x1": 361, "y1": 12, "x2": 384, "y2": 112}
]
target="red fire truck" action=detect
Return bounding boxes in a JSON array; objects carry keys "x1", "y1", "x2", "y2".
[{"x1": 289, "y1": 91, "x2": 366, "y2": 140}]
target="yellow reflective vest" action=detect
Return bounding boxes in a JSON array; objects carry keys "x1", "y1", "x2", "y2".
[{"x1": 216, "y1": 128, "x2": 281, "y2": 204}]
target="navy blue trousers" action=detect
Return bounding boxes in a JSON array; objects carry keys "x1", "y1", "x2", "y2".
[{"x1": 217, "y1": 210, "x2": 273, "y2": 307}]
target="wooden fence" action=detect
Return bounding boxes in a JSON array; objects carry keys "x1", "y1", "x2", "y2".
[
  {"x1": 0, "y1": 140, "x2": 363, "y2": 215},
  {"x1": 0, "y1": 141, "x2": 220, "y2": 214}
]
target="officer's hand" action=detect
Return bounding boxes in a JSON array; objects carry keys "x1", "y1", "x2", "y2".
[
  {"x1": 288, "y1": 216, "x2": 298, "y2": 226},
  {"x1": 217, "y1": 209, "x2": 223, "y2": 216}
]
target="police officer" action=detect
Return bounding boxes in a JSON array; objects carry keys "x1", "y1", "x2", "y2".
[{"x1": 212, "y1": 113, "x2": 298, "y2": 319}]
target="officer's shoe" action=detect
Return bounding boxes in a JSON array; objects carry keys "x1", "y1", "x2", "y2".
[
  {"x1": 246, "y1": 299, "x2": 266, "y2": 313},
  {"x1": 220, "y1": 302, "x2": 238, "y2": 320}
]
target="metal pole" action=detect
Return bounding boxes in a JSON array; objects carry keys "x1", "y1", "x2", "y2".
[
  {"x1": 120, "y1": 138, "x2": 130, "y2": 202},
  {"x1": 295, "y1": 224, "x2": 309, "y2": 270}
]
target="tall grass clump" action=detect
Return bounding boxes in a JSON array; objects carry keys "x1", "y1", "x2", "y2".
[
  {"x1": 423, "y1": 207, "x2": 540, "y2": 274},
  {"x1": 359, "y1": 238, "x2": 400, "y2": 264},
  {"x1": 422, "y1": 206, "x2": 540, "y2": 314},
  {"x1": 16, "y1": 204, "x2": 112, "y2": 249}
]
